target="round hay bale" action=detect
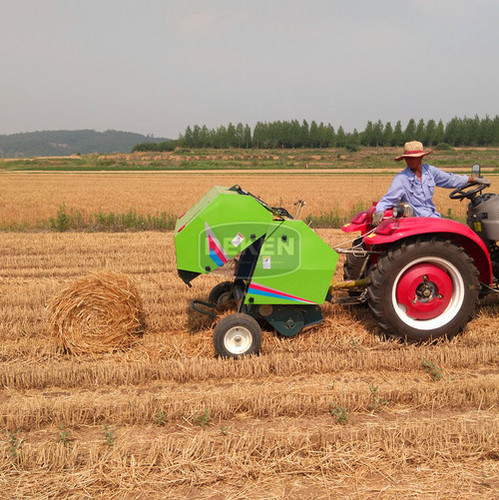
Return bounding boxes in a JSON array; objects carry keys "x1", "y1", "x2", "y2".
[{"x1": 48, "y1": 272, "x2": 146, "y2": 355}]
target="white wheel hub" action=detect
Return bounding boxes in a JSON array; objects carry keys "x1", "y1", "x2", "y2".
[{"x1": 223, "y1": 325, "x2": 253, "y2": 355}]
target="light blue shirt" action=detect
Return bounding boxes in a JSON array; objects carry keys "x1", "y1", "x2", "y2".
[{"x1": 375, "y1": 164, "x2": 469, "y2": 217}]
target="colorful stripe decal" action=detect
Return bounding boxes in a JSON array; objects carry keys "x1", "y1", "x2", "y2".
[
  {"x1": 205, "y1": 222, "x2": 229, "y2": 267},
  {"x1": 248, "y1": 282, "x2": 315, "y2": 304}
]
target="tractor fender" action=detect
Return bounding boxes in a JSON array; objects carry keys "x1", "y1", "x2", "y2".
[
  {"x1": 342, "y1": 209, "x2": 370, "y2": 233},
  {"x1": 363, "y1": 217, "x2": 493, "y2": 285},
  {"x1": 342, "y1": 206, "x2": 392, "y2": 234}
]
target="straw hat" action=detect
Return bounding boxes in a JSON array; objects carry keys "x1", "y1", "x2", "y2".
[{"x1": 394, "y1": 141, "x2": 433, "y2": 162}]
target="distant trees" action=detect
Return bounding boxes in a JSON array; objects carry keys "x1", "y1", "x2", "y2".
[
  {"x1": 361, "y1": 120, "x2": 384, "y2": 147},
  {"x1": 132, "y1": 140, "x2": 176, "y2": 152},
  {"x1": 404, "y1": 119, "x2": 416, "y2": 143},
  {"x1": 393, "y1": 121, "x2": 403, "y2": 146},
  {"x1": 132, "y1": 115, "x2": 499, "y2": 152}
]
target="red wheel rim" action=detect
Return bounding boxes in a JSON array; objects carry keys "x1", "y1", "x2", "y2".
[{"x1": 395, "y1": 263, "x2": 453, "y2": 320}]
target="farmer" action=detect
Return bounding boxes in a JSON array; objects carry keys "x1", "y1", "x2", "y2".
[{"x1": 373, "y1": 141, "x2": 476, "y2": 225}]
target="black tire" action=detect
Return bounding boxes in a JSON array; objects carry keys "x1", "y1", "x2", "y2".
[
  {"x1": 367, "y1": 238, "x2": 479, "y2": 342},
  {"x1": 213, "y1": 313, "x2": 261, "y2": 358},
  {"x1": 343, "y1": 241, "x2": 369, "y2": 297},
  {"x1": 208, "y1": 281, "x2": 235, "y2": 311},
  {"x1": 487, "y1": 243, "x2": 499, "y2": 282},
  {"x1": 343, "y1": 253, "x2": 367, "y2": 281}
]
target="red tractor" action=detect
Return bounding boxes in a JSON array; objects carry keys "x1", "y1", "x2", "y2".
[{"x1": 341, "y1": 164, "x2": 497, "y2": 341}]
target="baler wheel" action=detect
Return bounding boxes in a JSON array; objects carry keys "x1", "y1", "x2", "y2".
[
  {"x1": 213, "y1": 313, "x2": 261, "y2": 358},
  {"x1": 208, "y1": 281, "x2": 236, "y2": 311}
]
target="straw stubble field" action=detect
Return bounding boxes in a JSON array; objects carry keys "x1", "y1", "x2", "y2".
[
  {"x1": 0, "y1": 230, "x2": 499, "y2": 498},
  {"x1": 1, "y1": 225, "x2": 498, "y2": 498}
]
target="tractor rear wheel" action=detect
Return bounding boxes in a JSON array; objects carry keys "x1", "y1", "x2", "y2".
[
  {"x1": 367, "y1": 238, "x2": 479, "y2": 342},
  {"x1": 213, "y1": 313, "x2": 261, "y2": 358}
]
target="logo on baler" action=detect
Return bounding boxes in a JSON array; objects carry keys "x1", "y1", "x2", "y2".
[
  {"x1": 205, "y1": 222, "x2": 229, "y2": 267},
  {"x1": 201, "y1": 221, "x2": 301, "y2": 275}
]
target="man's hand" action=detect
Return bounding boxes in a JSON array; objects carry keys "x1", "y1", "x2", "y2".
[{"x1": 373, "y1": 211, "x2": 384, "y2": 226}]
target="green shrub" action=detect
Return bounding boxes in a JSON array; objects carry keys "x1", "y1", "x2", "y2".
[
  {"x1": 422, "y1": 358, "x2": 443, "y2": 381},
  {"x1": 47, "y1": 205, "x2": 176, "y2": 232},
  {"x1": 49, "y1": 204, "x2": 83, "y2": 232},
  {"x1": 330, "y1": 403, "x2": 349, "y2": 425}
]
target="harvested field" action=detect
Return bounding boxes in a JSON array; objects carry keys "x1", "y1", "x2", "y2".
[
  {"x1": 0, "y1": 170, "x2": 490, "y2": 229},
  {"x1": 1, "y1": 230, "x2": 498, "y2": 498}
]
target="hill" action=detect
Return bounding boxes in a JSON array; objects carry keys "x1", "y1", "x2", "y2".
[{"x1": 0, "y1": 130, "x2": 169, "y2": 157}]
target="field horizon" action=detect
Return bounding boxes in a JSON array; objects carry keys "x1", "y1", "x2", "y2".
[{"x1": 1, "y1": 145, "x2": 498, "y2": 171}]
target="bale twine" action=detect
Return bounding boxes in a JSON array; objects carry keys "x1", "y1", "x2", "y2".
[{"x1": 48, "y1": 272, "x2": 146, "y2": 355}]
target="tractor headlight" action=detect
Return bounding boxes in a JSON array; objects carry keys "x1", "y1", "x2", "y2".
[{"x1": 393, "y1": 202, "x2": 415, "y2": 219}]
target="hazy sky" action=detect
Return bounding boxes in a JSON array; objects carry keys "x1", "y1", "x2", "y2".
[{"x1": 2, "y1": 0, "x2": 498, "y2": 139}]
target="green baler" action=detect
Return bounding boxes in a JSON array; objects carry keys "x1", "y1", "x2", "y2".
[{"x1": 175, "y1": 185, "x2": 339, "y2": 358}]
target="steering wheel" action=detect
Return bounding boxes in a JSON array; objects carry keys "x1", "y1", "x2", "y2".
[{"x1": 449, "y1": 181, "x2": 489, "y2": 200}]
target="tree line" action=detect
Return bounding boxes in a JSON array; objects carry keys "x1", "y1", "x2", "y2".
[{"x1": 132, "y1": 115, "x2": 499, "y2": 152}]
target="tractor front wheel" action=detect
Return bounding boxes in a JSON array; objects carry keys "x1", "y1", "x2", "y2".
[
  {"x1": 343, "y1": 239, "x2": 369, "y2": 297},
  {"x1": 367, "y1": 238, "x2": 479, "y2": 342},
  {"x1": 213, "y1": 313, "x2": 262, "y2": 358}
]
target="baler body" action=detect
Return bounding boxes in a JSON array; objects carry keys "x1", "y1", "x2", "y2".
[{"x1": 175, "y1": 186, "x2": 338, "y2": 335}]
